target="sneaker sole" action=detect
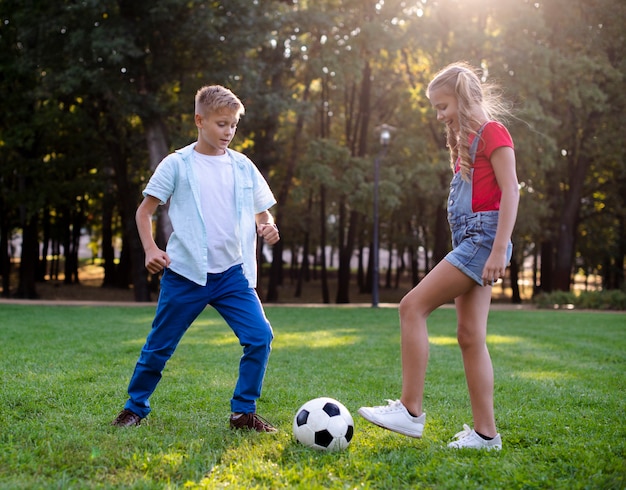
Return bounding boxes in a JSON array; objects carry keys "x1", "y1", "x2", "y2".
[
  {"x1": 448, "y1": 443, "x2": 502, "y2": 450},
  {"x1": 357, "y1": 409, "x2": 423, "y2": 438}
]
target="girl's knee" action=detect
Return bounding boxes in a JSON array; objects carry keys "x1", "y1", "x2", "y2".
[
  {"x1": 399, "y1": 294, "x2": 416, "y2": 318},
  {"x1": 456, "y1": 324, "x2": 485, "y2": 350},
  {"x1": 399, "y1": 294, "x2": 429, "y2": 324}
]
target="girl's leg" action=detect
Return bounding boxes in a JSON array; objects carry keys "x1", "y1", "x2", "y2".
[
  {"x1": 454, "y1": 284, "x2": 497, "y2": 437},
  {"x1": 399, "y1": 260, "x2": 477, "y2": 417}
]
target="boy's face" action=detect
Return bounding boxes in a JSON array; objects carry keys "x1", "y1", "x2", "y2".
[{"x1": 194, "y1": 107, "x2": 239, "y2": 156}]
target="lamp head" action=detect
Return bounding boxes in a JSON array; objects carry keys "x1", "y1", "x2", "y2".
[{"x1": 376, "y1": 123, "x2": 395, "y2": 146}]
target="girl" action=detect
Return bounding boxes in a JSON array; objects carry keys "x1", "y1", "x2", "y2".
[{"x1": 359, "y1": 62, "x2": 519, "y2": 450}]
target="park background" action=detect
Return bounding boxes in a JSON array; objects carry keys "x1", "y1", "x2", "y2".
[
  {"x1": 1, "y1": 0, "x2": 625, "y2": 305},
  {"x1": 1, "y1": 3, "x2": 625, "y2": 488}
]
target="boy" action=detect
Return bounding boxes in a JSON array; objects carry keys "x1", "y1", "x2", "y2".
[{"x1": 112, "y1": 85, "x2": 280, "y2": 432}]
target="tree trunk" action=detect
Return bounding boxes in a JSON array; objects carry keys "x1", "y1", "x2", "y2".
[
  {"x1": 107, "y1": 119, "x2": 151, "y2": 301},
  {"x1": 554, "y1": 155, "x2": 590, "y2": 291},
  {"x1": 336, "y1": 209, "x2": 358, "y2": 304},
  {"x1": 295, "y1": 190, "x2": 314, "y2": 298},
  {"x1": 16, "y1": 217, "x2": 39, "y2": 299},
  {"x1": 266, "y1": 83, "x2": 311, "y2": 302},
  {"x1": 385, "y1": 239, "x2": 393, "y2": 289},
  {"x1": 335, "y1": 61, "x2": 372, "y2": 304},
  {"x1": 409, "y1": 245, "x2": 418, "y2": 287},
  {"x1": 101, "y1": 177, "x2": 117, "y2": 287},
  {"x1": 295, "y1": 233, "x2": 309, "y2": 298},
  {"x1": 63, "y1": 207, "x2": 82, "y2": 285},
  {"x1": 319, "y1": 185, "x2": 330, "y2": 303},
  {"x1": 0, "y1": 195, "x2": 11, "y2": 298},
  {"x1": 614, "y1": 214, "x2": 625, "y2": 289},
  {"x1": 432, "y1": 204, "x2": 449, "y2": 266},
  {"x1": 38, "y1": 208, "x2": 50, "y2": 282},
  {"x1": 145, "y1": 116, "x2": 173, "y2": 247},
  {"x1": 431, "y1": 169, "x2": 451, "y2": 267},
  {"x1": 539, "y1": 240, "x2": 553, "y2": 293},
  {"x1": 365, "y1": 239, "x2": 373, "y2": 294},
  {"x1": 509, "y1": 255, "x2": 521, "y2": 304},
  {"x1": 266, "y1": 240, "x2": 283, "y2": 302}
]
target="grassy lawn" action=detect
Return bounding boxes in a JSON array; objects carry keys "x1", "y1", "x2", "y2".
[{"x1": 0, "y1": 304, "x2": 624, "y2": 489}]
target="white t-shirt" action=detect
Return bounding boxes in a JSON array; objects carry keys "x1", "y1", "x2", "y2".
[{"x1": 193, "y1": 150, "x2": 242, "y2": 273}]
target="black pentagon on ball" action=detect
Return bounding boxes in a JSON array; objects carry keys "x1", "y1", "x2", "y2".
[
  {"x1": 295, "y1": 409, "x2": 310, "y2": 427},
  {"x1": 315, "y1": 429, "x2": 334, "y2": 448},
  {"x1": 345, "y1": 424, "x2": 354, "y2": 442},
  {"x1": 322, "y1": 402, "x2": 340, "y2": 417}
]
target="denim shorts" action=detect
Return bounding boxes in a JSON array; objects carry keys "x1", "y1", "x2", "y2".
[{"x1": 444, "y1": 212, "x2": 512, "y2": 286}]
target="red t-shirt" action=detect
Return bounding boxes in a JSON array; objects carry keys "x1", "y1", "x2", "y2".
[{"x1": 455, "y1": 121, "x2": 514, "y2": 212}]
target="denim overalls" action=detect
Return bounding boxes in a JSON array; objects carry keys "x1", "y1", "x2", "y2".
[{"x1": 444, "y1": 126, "x2": 512, "y2": 286}]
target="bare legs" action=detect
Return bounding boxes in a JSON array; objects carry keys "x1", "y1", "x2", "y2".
[
  {"x1": 455, "y1": 285, "x2": 497, "y2": 436},
  {"x1": 398, "y1": 259, "x2": 497, "y2": 437}
]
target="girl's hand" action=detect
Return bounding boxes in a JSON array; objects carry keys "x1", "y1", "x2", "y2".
[{"x1": 482, "y1": 252, "x2": 507, "y2": 286}]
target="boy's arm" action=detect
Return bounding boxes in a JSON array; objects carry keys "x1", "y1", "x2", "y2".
[
  {"x1": 255, "y1": 211, "x2": 280, "y2": 246},
  {"x1": 136, "y1": 195, "x2": 171, "y2": 274}
]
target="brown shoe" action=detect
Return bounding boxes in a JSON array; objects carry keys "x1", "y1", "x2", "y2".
[
  {"x1": 112, "y1": 409, "x2": 142, "y2": 427},
  {"x1": 230, "y1": 413, "x2": 277, "y2": 433}
]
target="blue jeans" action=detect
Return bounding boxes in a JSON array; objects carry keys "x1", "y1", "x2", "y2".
[{"x1": 124, "y1": 265, "x2": 273, "y2": 418}]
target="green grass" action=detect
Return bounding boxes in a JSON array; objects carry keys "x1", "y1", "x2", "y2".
[{"x1": 0, "y1": 304, "x2": 624, "y2": 489}]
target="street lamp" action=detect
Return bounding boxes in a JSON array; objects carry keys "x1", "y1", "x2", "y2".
[{"x1": 372, "y1": 124, "x2": 392, "y2": 308}]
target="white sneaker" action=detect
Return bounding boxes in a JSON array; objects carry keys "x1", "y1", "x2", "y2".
[
  {"x1": 448, "y1": 424, "x2": 502, "y2": 450},
  {"x1": 358, "y1": 400, "x2": 425, "y2": 438}
]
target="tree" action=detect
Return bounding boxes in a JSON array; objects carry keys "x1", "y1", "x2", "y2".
[{"x1": 2, "y1": 0, "x2": 623, "y2": 303}]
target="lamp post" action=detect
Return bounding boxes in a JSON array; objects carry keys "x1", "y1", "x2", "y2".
[{"x1": 372, "y1": 125, "x2": 392, "y2": 308}]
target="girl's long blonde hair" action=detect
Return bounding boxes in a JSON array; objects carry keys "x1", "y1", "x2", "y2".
[{"x1": 426, "y1": 62, "x2": 510, "y2": 179}]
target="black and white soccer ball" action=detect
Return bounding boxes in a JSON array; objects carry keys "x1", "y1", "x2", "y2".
[{"x1": 293, "y1": 397, "x2": 354, "y2": 451}]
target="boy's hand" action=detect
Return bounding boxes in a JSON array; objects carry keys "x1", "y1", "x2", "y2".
[
  {"x1": 258, "y1": 223, "x2": 280, "y2": 246},
  {"x1": 145, "y1": 248, "x2": 171, "y2": 274}
]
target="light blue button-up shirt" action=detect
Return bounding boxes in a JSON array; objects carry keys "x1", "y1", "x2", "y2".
[{"x1": 143, "y1": 143, "x2": 276, "y2": 287}]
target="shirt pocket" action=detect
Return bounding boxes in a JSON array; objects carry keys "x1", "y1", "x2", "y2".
[{"x1": 170, "y1": 177, "x2": 195, "y2": 205}]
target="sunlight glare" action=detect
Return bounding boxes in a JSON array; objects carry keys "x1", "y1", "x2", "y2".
[
  {"x1": 430, "y1": 334, "x2": 523, "y2": 346},
  {"x1": 275, "y1": 329, "x2": 358, "y2": 348},
  {"x1": 429, "y1": 336, "x2": 457, "y2": 346},
  {"x1": 517, "y1": 370, "x2": 572, "y2": 381}
]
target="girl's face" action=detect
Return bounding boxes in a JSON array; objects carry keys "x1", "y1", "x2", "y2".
[
  {"x1": 194, "y1": 107, "x2": 239, "y2": 156},
  {"x1": 429, "y1": 88, "x2": 459, "y2": 132}
]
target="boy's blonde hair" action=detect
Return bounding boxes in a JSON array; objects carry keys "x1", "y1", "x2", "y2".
[
  {"x1": 195, "y1": 85, "x2": 245, "y2": 118},
  {"x1": 427, "y1": 62, "x2": 510, "y2": 179}
]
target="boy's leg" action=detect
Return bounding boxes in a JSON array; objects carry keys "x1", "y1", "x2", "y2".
[
  {"x1": 124, "y1": 269, "x2": 208, "y2": 419},
  {"x1": 209, "y1": 266, "x2": 273, "y2": 415}
]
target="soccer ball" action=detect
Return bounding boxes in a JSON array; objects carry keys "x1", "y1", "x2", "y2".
[{"x1": 293, "y1": 397, "x2": 354, "y2": 451}]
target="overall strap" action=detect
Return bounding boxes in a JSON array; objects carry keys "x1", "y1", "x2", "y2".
[{"x1": 469, "y1": 122, "x2": 488, "y2": 163}]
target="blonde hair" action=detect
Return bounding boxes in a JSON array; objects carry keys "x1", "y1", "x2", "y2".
[
  {"x1": 195, "y1": 85, "x2": 245, "y2": 118},
  {"x1": 426, "y1": 62, "x2": 510, "y2": 179}
]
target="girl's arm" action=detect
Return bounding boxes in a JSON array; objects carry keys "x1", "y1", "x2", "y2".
[{"x1": 482, "y1": 146, "x2": 519, "y2": 285}]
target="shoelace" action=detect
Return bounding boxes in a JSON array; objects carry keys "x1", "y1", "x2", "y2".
[
  {"x1": 114, "y1": 410, "x2": 140, "y2": 425},
  {"x1": 452, "y1": 424, "x2": 473, "y2": 440},
  {"x1": 233, "y1": 413, "x2": 276, "y2": 431},
  {"x1": 250, "y1": 413, "x2": 275, "y2": 429},
  {"x1": 377, "y1": 399, "x2": 404, "y2": 412}
]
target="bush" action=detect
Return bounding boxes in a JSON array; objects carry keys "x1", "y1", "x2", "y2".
[{"x1": 534, "y1": 289, "x2": 626, "y2": 310}]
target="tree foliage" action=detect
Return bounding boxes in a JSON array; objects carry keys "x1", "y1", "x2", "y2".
[{"x1": 1, "y1": 0, "x2": 624, "y2": 301}]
